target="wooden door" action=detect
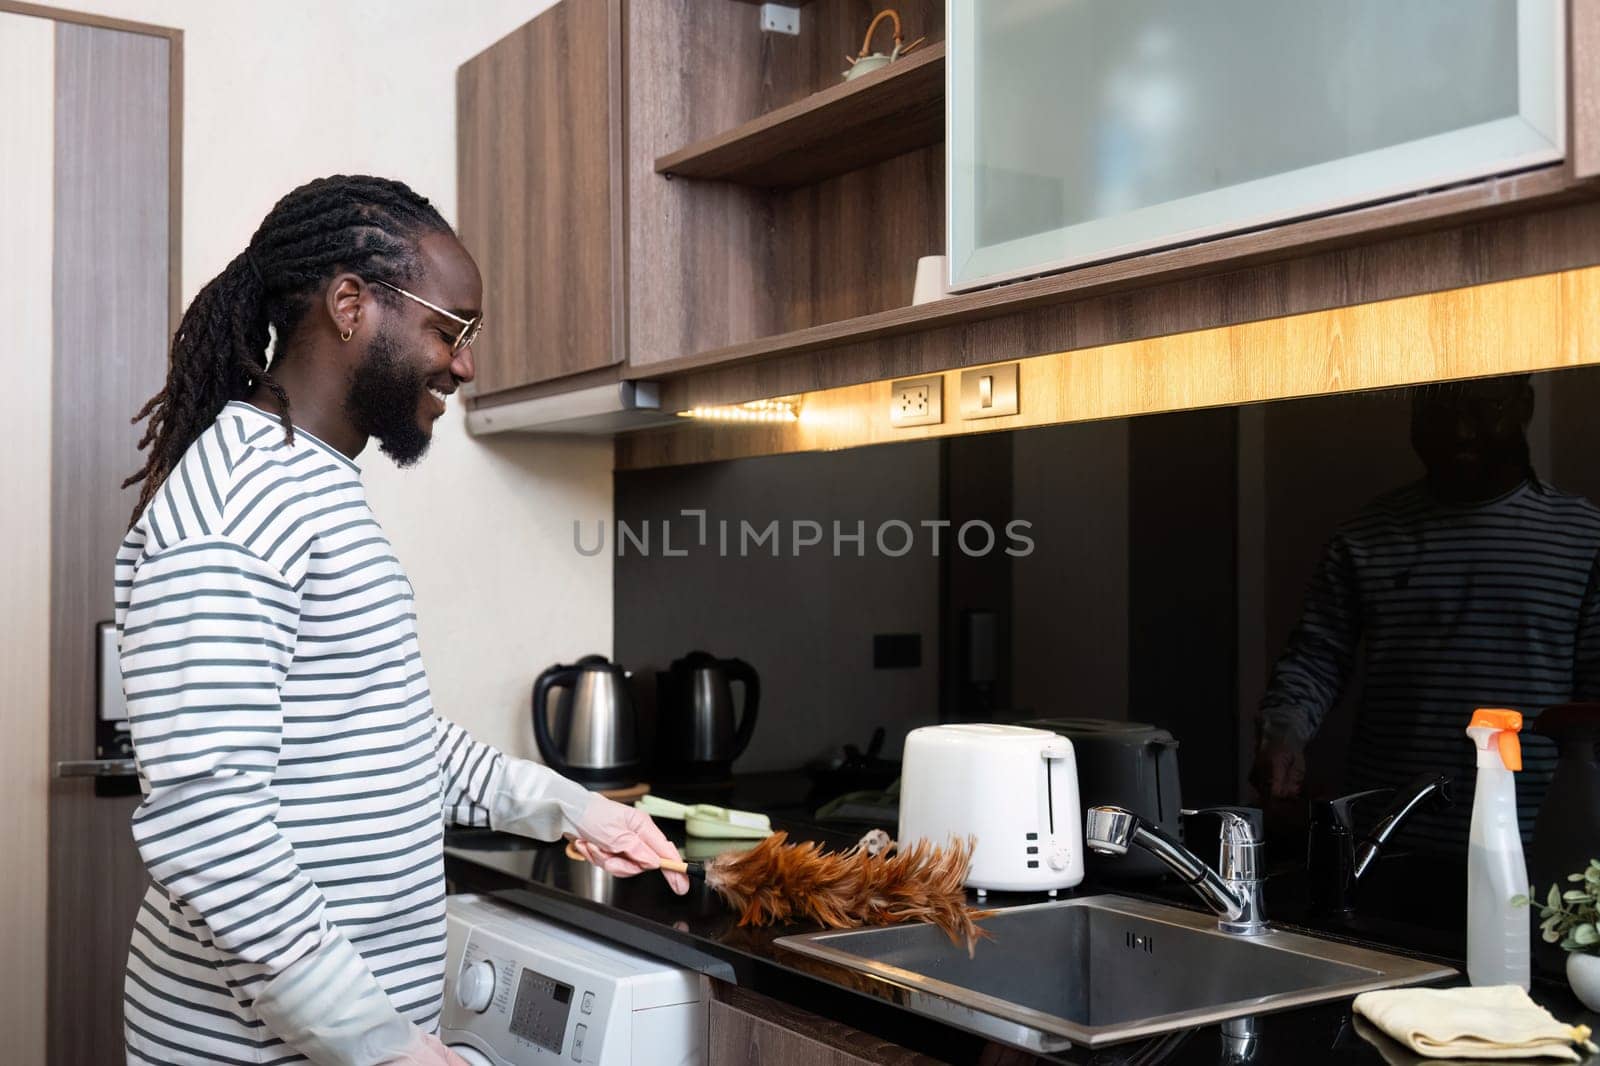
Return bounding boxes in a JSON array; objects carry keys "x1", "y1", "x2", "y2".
[{"x1": 457, "y1": 0, "x2": 622, "y2": 396}]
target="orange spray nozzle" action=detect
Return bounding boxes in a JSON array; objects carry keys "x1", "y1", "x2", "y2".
[{"x1": 1468, "y1": 708, "x2": 1523, "y2": 771}]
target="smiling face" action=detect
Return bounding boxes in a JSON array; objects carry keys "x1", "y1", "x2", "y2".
[{"x1": 343, "y1": 231, "x2": 482, "y2": 465}]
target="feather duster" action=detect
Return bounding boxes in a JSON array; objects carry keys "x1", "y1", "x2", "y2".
[{"x1": 569, "y1": 830, "x2": 991, "y2": 955}]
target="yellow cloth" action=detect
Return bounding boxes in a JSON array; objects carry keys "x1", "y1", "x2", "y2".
[{"x1": 1352, "y1": 986, "x2": 1596, "y2": 1061}]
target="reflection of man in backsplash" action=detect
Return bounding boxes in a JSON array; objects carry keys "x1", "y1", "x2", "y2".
[{"x1": 1253, "y1": 374, "x2": 1600, "y2": 854}]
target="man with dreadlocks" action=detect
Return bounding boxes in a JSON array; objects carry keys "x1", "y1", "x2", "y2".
[{"x1": 115, "y1": 175, "x2": 688, "y2": 1066}]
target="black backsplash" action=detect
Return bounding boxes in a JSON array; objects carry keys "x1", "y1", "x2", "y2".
[{"x1": 615, "y1": 367, "x2": 1600, "y2": 826}]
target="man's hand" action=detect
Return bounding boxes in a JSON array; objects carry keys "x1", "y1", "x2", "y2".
[
  {"x1": 1251, "y1": 738, "x2": 1307, "y2": 800},
  {"x1": 569, "y1": 794, "x2": 691, "y2": 895}
]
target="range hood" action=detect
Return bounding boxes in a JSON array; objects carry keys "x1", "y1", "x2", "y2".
[{"x1": 465, "y1": 381, "x2": 681, "y2": 436}]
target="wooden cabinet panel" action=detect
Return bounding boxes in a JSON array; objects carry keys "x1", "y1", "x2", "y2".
[
  {"x1": 709, "y1": 998, "x2": 879, "y2": 1065},
  {"x1": 623, "y1": 0, "x2": 946, "y2": 371},
  {"x1": 708, "y1": 985, "x2": 942, "y2": 1066},
  {"x1": 623, "y1": 0, "x2": 775, "y2": 368},
  {"x1": 618, "y1": 257, "x2": 1600, "y2": 470},
  {"x1": 457, "y1": 0, "x2": 619, "y2": 394}
]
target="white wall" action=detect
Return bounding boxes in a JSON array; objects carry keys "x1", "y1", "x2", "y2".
[
  {"x1": 44, "y1": 0, "x2": 615, "y2": 760},
  {"x1": 0, "y1": 15, "x2": 57, "y2": 1062}
]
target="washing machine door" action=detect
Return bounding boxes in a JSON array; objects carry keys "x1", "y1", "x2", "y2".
[{"x1": 447, "y1": 1044, "x2": 495, "y2": 1066}]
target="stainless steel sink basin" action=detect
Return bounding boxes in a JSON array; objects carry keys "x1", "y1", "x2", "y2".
[{"x1": 775, "y1": 895, "x2": 1454, "y2": 1052}]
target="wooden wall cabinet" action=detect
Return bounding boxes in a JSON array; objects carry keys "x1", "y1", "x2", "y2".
[
  {"x1": 457, "y1": 0, "x2": 622, "y2": 396},
  {"x1": 458, "y1": 0, "x2": 947, "y2": 405},
  {"x1": 459, "y1": 0, "x2": 1600, "y2": 421}
]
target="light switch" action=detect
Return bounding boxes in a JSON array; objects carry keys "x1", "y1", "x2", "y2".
[{"x1": 959, "y1": 364, "x2": 1018, "y2": 419}]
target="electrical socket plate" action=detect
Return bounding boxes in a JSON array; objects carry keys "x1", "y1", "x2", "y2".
[
  {"x1": 889, "y1": 376, "x2": 943, "y2": 427},
  {"x1": 759, "y1": 3, "x2": 800, "y2": 34}
]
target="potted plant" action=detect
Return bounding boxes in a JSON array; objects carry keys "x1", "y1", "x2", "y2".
[{"x1": 1514, "y1": 859, "x2": 1600, "y2": 1012}]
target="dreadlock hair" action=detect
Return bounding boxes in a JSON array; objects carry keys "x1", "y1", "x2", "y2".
[{"x1": 123, "y1": 174, "x2": 452, "y2": 528}]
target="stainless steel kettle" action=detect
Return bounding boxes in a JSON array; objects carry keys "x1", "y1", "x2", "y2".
[
  {"x1": 532, "y1": 655, "x2": 641, "y2": 789},
  {"x1": 655, "y1": 651, "x2": 760, "y2": 783}
]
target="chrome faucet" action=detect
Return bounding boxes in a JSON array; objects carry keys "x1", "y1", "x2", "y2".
[{"x1": 1086, "y1": 805, "x2": 1268, "y2": 936}]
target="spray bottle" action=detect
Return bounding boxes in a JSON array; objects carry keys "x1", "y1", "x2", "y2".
[{"x1": 1465, "y1": 708, "x2": 1530, "y2": 988}]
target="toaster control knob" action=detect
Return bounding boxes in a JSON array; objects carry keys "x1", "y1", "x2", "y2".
[
  {"x1": 456, "y1": 960, "x2": 496, "y2": 1013},
  {"x1": 1048, "y1": 848, "x2": 1071, "y2": 871}
]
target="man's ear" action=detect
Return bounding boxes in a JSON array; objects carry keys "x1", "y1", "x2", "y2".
[{"x1": 325, "y1": 273, "x2": 365, "y2": 339}]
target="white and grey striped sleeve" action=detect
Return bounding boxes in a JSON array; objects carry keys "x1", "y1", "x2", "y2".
[
  {"x1": 432, "y1": 714, "x2": 504, "y2": 828},
  {"x1": 431, "y1": 715, "x2": 594, "y2": 838},
  {"x1": 124, "y1": 537, "x2": 411, "y2": 1063}
]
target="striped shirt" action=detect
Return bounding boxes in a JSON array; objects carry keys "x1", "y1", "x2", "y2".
[
  {"x1": 1261, "y1": 479, "x2": 1600, "y2": 853},
  {"x1": 117, "y1": 401, "x2": 586, "y2": 1064}
]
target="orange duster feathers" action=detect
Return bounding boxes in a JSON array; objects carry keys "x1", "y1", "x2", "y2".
[{"x1": 702, "y1": 831, "x2": 990, "y2": 954}]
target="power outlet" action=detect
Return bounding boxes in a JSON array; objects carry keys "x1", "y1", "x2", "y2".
[{"x1": 889, "y1": 376, "x2": 942, "y2": 427}]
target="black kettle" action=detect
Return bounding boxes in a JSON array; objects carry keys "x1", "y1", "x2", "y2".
[
  {"x1": 532, "y1": 655, "x2": 641, "y2": 789},
  {"x1": 655, "y1": 651, "x2": 760, "y2": 783}
]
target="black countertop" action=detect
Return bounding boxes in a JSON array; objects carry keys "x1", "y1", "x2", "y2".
[{"x1": 442, "y1": 773, "x2": 1596, "y2": 1066}]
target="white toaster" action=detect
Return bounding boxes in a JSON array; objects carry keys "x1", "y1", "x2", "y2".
[{"x1": 898, "y1": 724, "x2": 1084, "y2": 893}]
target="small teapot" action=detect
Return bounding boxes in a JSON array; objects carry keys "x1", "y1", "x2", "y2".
[{"x1": 842, "y1": 9, "x2": 926, "y2": 81}]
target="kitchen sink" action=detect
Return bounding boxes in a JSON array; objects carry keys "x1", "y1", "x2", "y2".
[{"x1": 775, "y1": 894, "x2": 1454, "y2": 1052}]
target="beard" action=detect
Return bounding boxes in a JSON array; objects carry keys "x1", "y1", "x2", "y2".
[{"x1": 344, "y1": 325, "x2": 432, "y2": 467}]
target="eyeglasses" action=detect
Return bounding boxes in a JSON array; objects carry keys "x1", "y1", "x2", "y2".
[{"x1": 372, "y1": 279, "x2": 483, "y2": 354}]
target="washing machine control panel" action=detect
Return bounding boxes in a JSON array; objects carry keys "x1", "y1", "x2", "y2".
[
  {"x1": 446, "y1": 942, "x2": 590, "y2": 1061},
  {"x1": 506, "y1": 965, "x2": 575, "y2": 1054}
]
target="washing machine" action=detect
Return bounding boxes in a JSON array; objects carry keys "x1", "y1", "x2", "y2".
[{"x1": 442, "y1": 894, "x2": 706, "y2": 1065}]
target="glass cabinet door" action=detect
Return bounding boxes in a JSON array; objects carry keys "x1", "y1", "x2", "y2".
[{"x1": 948, "y1": 0, "x2": 1565, "y2": 292}]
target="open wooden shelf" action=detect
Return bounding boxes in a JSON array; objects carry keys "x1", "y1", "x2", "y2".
[{"x1": 654, "y1": 42, "x2": 945, "y2": 188}]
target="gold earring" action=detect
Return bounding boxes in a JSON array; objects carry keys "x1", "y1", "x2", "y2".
[{"x1": 340, "y1": 327, "x2": 353, "y2": 342}]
